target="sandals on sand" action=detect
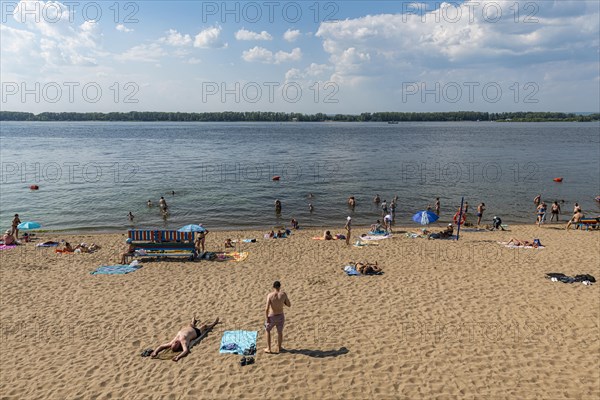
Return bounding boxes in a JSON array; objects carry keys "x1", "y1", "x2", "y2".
[
  {"x1": 141, "y1": 349, "x2": 153, "y2": 357},
  {"x1": 240, "y1": 356, "x2": 255, "y2": 366}
]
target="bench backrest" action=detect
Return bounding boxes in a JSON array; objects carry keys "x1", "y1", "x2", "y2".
[
  {"x1": 135, "y1": 242, "x2": 195, "y2": 250},
  {"x1": 128, "y1": 229, "x2": 195, "y2": 242}
]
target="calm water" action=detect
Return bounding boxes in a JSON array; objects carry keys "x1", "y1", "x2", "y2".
[{"x1": 1, "y1": 121, "x2": 599, "y2": 231}]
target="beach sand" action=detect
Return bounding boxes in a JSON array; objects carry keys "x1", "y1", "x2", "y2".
[{"x1": 1, "y1": 224, "x2": 598, "y2": 399}]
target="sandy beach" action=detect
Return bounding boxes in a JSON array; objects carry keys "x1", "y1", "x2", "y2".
[{"x1": 1, "y1": 224, "x2": 598, "y2": 399}]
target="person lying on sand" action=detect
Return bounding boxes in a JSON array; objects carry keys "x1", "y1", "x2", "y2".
[
  {"x1": 61, "y1": 242, "x2": 74, "y2": 252},
  {"x1": 507, "y1": 238, "x2": 541, "y2": 248},
  {"x1": 352, "y1": 261, "x2": 382, "y2": 274},
  {"x1": 428, "y1": 224, "x2": 453, "y2": 239},
  {"x1": 72, "y1": 243, "x2": 101, "y2": 253},
  {"x1": 151, "y1": 317, "x2": 219, "y2": 362}
]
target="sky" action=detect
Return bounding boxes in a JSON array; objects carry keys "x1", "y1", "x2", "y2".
[{"x1": 1, "y1": 0, "x2": 599, "y2": 113}]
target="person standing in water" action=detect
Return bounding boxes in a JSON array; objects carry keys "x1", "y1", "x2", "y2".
[
  {"x1": 476, "y1": 203, "x2": 485, "y2": 225},
  {"x1": 550, "y1": 201, "x2": 561, "y2": 222},
  {"x1": 274, "y1": 199, "x2": 282, "y2": 214},
  {"x1": 434, "y1": 197, "x2": 440, "y2": 216},
  {"x1": 128, "y1": 211, "x2": 134, "y2": 222}
]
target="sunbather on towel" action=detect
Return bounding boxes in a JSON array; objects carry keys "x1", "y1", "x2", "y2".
[
  {"x1": 151, "y1": 317, "x2": 220, "y2": 362},
  {"x1": 352, "y1": 261, "x2": 382, "y2": 274},
  {"x1": 507, "y1": 238, "x2": 541, "y2": 248},
  {"x1": 428, "y1": 224, "x2": 453, "y2": 239},
  {"x1": 61, "y1": 242, "x2": 74, "y2": 252}
]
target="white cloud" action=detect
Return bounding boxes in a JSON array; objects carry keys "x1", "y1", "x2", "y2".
[
  {"x1": 0, "y1": 24, "x2": 36, "y2": 53},
  {"x1": 160, "y1": 29, "x2": 192, "y2": 46},
  {"x1": 274, "y1": 47, "x2": 302, "y2": 64},
  {"x1": 188, "y1": 57, "x2": 202, "y2": 65},
  {"x1": 283, "y1": 29, "x2": 301, "y2": 42},
  {"x1": 315, "y1": 0, "x2": 600, "y2": 85},
  {"x1": 235, "y1": 28, "x2": 272, "y2": 41},
  {"x1": 116, "y1": 43, "x2": 167, "y2": 63},
  {"x1": 194, "y1": 26, "x2": 227, "y2": 48},
  {"x1": 116, "y1": 24, "x2": 133, "y2": 33},
  {"x1": 284, "y1": 63, "x2": 333, "y2": 84},
  {"x1": 242, "y1": 46, "x2": 273, "y2": 63},
  {"x1": 242, "y1": 46, "x2": 302, "y2": 64},
  {"x1": 3, "y1": 1, "x2": 104, "y2": 69}
]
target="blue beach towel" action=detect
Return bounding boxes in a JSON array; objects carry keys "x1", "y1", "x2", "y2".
[
  {"x1": 90, "y1": 264, "x2": 142, "y2": 275},
  {"x1": 368, "y1": 230, "x2": 388, "y2": 236},
  {"x1": 219, "y1": 330, "x2": 258, "y2": 355}
]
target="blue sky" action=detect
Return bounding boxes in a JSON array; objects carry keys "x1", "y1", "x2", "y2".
[{"x1": 1, "y1": 0, "x2": 599, "y2": 113}]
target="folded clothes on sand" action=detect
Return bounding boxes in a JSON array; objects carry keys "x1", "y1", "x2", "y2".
[
  {"x1": 545, "y1": 273, "x2": 595, "y2": 284},
  {"x1": 219, "y1": 331, "x2": 258, "y2": 355}
]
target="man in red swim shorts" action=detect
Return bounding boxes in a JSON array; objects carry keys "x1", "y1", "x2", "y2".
[{"x1": 264, "y1": 280, "x2": 291, "y2": 354}]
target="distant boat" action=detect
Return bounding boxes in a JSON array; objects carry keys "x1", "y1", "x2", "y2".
[{"x1": 387, "y1": 121, "x2": 399, "y2": 124}]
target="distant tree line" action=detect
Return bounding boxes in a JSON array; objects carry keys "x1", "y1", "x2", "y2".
[{"x1": 1, "y1": 111, "x2": 598, "y2": 122}]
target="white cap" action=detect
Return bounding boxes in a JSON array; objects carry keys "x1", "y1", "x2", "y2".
[{"x1": 347, "y1": 216, "x2": 352, "y2": 220}]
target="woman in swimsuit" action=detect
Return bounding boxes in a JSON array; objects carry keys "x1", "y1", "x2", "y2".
[
  {"x1": 195, "y1": 231, "x2": 208, "y2": 253},
  {"x1": 536, "y1": 202, "x2": 547, "y2": 225},
  {"x1": 550, "y1": 201, "x2": 561, "y2": 222}
]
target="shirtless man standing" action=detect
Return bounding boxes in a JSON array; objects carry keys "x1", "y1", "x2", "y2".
[
  {"x1": 264, "y1": 281, "x2": 291, "y2": 354},
  {"x1": 151, "y1": 317, "x2": 219, "y2": 362},
  {"x1": 476, "y1": 203, "x2": 486, "y2": 226}
]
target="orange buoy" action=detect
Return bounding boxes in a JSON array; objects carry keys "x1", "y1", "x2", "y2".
[
  {"x1": 272, "y1": 176, "x2": 281, "y2": 181},
  {"x1": 30, "y1": 185, "x2": 39, "y2": 190},
  {"x1": 553, "y1": 177, "x2": 563, "y2": 182}
]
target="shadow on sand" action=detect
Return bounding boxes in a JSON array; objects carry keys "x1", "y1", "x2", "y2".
[{"x1": 280, "y1": 346, "x2": 349, "y2": 358}]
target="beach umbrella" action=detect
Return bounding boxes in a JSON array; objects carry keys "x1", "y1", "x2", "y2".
[
  {"x1": 177, "y1": 224, "x2": 206, "y2": 233},
  {"x1": 412, "y1": 210, "x2": 439, "y2": 225},
  {"x1": 17, "y1": 221, "x2": 42, "y2": 230}
]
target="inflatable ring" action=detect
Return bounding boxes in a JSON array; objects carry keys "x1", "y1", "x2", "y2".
[{"x1": 453, "y1": 212, "x2": 466, "y2": 224}]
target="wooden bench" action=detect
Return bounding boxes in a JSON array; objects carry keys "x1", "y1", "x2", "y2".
[
  {"x1": 576, "y1": 218, "x2": 600, "y2": 231},
  {"x1": 125, "y1": 229, "x2": 196, "y2": 262}
]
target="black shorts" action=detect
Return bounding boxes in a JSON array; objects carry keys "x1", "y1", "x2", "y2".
[{"x1": 193, "y1": 327, "x2": 202, "y2": 338}]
